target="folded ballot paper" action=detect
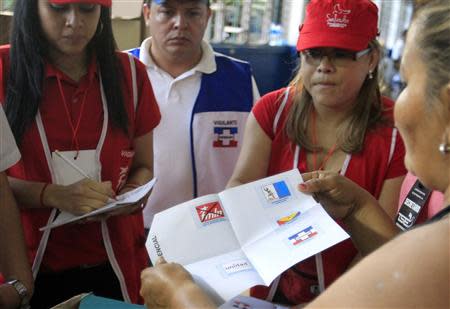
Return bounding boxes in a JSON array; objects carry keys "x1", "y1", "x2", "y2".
[
  {"x1": 40, "y1": 178, "x2": 156, "y2": 231},
  {"x1": 147, "y1": 169, "x2": 349, "y2": 303}
]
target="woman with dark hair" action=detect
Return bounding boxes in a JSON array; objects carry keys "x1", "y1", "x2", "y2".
[
  {"x1": 140, "y1": 1, "x2": 449, "y2": 308},
  {"x1": 226, "y1": 0, "x2": 406, "y2": 305},
  {"x1": 0, "y1": 0, "x2": 160, "y2": 307}
]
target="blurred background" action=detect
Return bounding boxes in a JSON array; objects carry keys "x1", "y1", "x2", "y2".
[{"x1": 0, "y1": 0, "x2": 424, "y2": 98}]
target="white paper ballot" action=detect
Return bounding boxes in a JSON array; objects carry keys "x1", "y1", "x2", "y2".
[
  {"x1": 40, "y1": 178, "x2": 157, "y2": 231},
  {"x1": 147, "y1": 169, "x2": 349, "y2": 302}
]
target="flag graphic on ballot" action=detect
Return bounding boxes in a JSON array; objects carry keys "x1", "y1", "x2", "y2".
[
  {"x1": 262, "y1": 181, "x2": 291, "y2": 202},
  {"x1": 288, "y1": 226, "x2": 318, "y2": 246}
]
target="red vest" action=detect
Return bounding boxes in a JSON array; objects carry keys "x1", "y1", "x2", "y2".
[{"x1": 3, "y1": 47, "x2": 160, "y2": 303}]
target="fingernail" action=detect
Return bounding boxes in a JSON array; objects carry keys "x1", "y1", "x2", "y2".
[{"x1": 299, "y1": 183, "x2": 307, "y2": 190}]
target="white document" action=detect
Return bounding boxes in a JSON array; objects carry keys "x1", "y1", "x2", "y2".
[
  {"x1": 147, "y1": 169, "x2": 349, "y2": 302},
  {"x1": 40, "y1": 178, "x2": 157, "y2": 231}
]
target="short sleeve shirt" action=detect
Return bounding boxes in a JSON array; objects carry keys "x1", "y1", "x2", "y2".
[{"x1": 0, "y1": 49, "x2": 20, "y2": 172}]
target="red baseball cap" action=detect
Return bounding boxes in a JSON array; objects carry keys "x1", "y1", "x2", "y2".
[
  {"x1": 48, "y1": 0, "x2": 112, "y2": 7},
  {"x1": 297, "y1": 0, "x2": 379, "y2": 52}
]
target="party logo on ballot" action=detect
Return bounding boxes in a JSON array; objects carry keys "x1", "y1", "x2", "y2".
[
  {"x1": 277, "y1": 211, "x2": 301, "y2": 226},
  {"x1": 195, "y1": 202, "x2": 225, "y2": 225},
  {"x1": 262, "y1": 180, "x2": 291, "y2": 204}
]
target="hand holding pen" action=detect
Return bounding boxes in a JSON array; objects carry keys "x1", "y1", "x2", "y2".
[{"x1": 43, "y1": 151, "x2": 116, "y2": 216}]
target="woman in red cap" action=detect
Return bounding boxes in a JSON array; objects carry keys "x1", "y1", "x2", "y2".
[
  {"x1": 1, "y1": 0, "x2": 160, "y2": 307},
  {"x1": 226, "y1": 0, "x2": 406, "y2": 305}
]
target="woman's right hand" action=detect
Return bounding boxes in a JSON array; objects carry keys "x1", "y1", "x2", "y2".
[
  {"x1": 299, "y1": 171, "x2": 376, "y2": 221},
  {"x1": 140, "y1": 258, "x2": 216, "y2": 309},
  {"x1": 44, "y1": 179, "x2": 115, "y2": 215}
]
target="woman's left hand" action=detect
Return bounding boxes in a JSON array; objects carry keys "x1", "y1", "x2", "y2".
[
  {"x1": 106, "y1": 190, "x2": 150, "y2": 217},
  {"x1": 299, "y1": 171, "x2": 375, "y2": 221}
]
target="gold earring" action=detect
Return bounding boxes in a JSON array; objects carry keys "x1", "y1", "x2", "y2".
[
  {"x1": 439, "y1": 143, "x2": 450, "y2": 154},
  {"x1": 439, "y1": 128, "x2": 450, "y2": 155}
]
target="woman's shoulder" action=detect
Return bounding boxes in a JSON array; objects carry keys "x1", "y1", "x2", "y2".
[
  {"x1": 0, "y1": 45, "x2": 11, "y2": 102},
  {"x1": 0, "y1": 45, "x2": 10, "y2": 58},
  {"x1": 310, "y1": 218, "x2": 449, "y2": 308},
  {"x1": 382, "y1": 218, "x2": 449, "y2": 303},
  {"x1": 0, "y1": 45, "x2": 11, "y2": 73},
  {"x1": 114, "y1": 51, "x2": 147, "y2": 72},
  {"x1": 251, "y1": 87, "x2": 292, "y2": 139},
  {"x1": 254, "y1": 87, "x2": 292, "y2": 113},
  {"x1": 380, "y1": 96, "x2": 395, "y2": 119},
  {"x1": 114, "y1": 51, "x2": 149, "y2": 85},
  {"x1": 365, "y1": 96, "x2": 396, "y2": 138}
]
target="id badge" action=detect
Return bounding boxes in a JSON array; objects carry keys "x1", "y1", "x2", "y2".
[
  {"x1": 395, "y1": 179, "x2": 431, "y2": 231},
  {"x1": 51, "y1": 150, "x2": 100, "y2": 185}
]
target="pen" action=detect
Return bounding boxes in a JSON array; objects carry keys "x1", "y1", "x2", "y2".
[{"x1": 54, "y1": 150, "x2": 92, "y2": 179}]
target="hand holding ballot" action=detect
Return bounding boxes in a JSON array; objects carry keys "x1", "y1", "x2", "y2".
[
  {"x1": 140, "y1": 257, "x2": 216, "y2": 309},
  {"x1": 299, "y1": 171, "x2": 369, "y2": 220},
  {"x1": 147, "y1": 169, "x2": 349, "y2": 302},
  {"x1": 298, "y1": 171, "x2": 398, "y2": 256},
  {"x1": 140, "y1": 171, "x2": 402, "y2": 309}
]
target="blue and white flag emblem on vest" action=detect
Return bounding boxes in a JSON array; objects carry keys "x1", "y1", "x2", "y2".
[
  {"x1": 213, "y1": 127, "x2": 238, "y2": 148},
  {"x1": 262, "y1": 181, "x2": 291, "y2": 203}
]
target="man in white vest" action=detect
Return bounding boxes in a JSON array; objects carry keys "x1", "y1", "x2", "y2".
[{"x1": 129, "y1": 0, "x2": 260, "y2": 231}]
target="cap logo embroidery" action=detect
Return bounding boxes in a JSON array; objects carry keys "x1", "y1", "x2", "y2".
[{"x1": 326, "y1": 4, "x2": 351, "y2": 28}]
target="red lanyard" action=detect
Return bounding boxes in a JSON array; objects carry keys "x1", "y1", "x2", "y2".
[
  {"x1": 310, "y1": 109, "x2": 337, "y2": 171},
  {"x1": 56, "y1": 75, "x2": 90, "y2": 158}
]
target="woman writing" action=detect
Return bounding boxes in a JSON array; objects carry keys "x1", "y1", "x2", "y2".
[
  {"x1": 1, "y1": 0, "x2": 160, "y2": 307},
  {"x1": 140, "y1": 1, "x2": 449, "y2": 307},
  {"x1": 227, "y1": 0, "x2": 405, "y2": 304}
]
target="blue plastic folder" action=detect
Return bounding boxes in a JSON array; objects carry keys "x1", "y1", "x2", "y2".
[{"x1": 79, "y1": 295, "x2": 145, "y2": 308}]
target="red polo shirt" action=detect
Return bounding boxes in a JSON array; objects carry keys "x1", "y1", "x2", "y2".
[{"x1": 1, "y1": 45, "x2": 160, "y2": 276}]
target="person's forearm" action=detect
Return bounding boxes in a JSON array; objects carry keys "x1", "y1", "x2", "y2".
[
  {"x1": 344, "y1": 194, "x2": 399, "y2": 256},
  {"x1": 0, "y1": 175, "x2": 34, "y2": 297},
  {"x1": 123, "y1": 166, "x2": 153, "y2": 188},
  {"x1": 7, "y1": 177, "x2": 48, "y2": 209}
]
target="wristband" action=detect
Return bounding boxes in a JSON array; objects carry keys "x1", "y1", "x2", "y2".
[{"x1": 40, "y1": 183, "x2": 49, "y2": 208}]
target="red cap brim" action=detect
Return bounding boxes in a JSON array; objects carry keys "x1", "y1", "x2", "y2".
[{"x1": 297, "y1": 31, "x2": 370, "y2": 51}]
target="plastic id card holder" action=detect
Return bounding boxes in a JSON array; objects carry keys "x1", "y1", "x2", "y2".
[{"x1": 51, "y1": 150, "x2": 100, "y2": 185}]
